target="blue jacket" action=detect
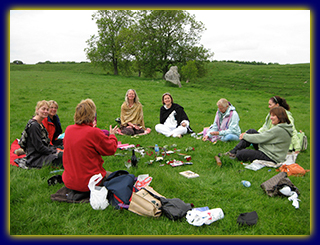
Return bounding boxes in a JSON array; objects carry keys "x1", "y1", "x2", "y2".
[{"x1": 207, "y1": 104, "x2": 241, "y2": 138}]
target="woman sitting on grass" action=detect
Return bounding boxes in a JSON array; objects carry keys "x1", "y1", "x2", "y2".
[
  {"x1": 119, "y1": 89, "x2": 151, "y2": 136},
  {"x1": 22, "y1": 100, "x2": 63, "y2": 168},
  {"x1": 42, "y1": 100, "x2": 63, "y2": 147},
  {"x1": 202, "y1": 98, "x2": 241, "y2": 143},
  {"x1": 155, "y1": 92, "x2": 193, "y2": 138},
  {"x1": 225, "y1": 106, "x2": 293, "y2": 164},
  {"x1": 62, "y1": 98, "x2": 118, "y2": 193},
  {"x1": 258, "y1": 95, "x2": 300, "y2": 153}
]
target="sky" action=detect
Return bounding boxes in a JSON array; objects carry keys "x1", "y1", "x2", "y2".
[{"x1": 9, "y1": 9, "x2": 310, "y2": 65}]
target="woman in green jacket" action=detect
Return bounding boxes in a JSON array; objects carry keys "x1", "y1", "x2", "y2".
[
  {"x1": 226, "y1": 106, "x2": 293, "y2": 164},
  {"x1": 258, "y1": 96, "x2": 300, "y2": 152}
]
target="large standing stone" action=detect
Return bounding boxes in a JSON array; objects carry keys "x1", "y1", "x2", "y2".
[{"x1": 164, "y1": 66, "x2": 181, "y2": 88}]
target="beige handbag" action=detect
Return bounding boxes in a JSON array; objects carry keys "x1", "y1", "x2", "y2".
[{"x1": 128, "y1": 186, "x2": 165, "y2": 217}]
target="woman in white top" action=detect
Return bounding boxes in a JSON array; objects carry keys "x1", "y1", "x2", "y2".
[{"x1": 155, "y1": 92, "x2": 192, "y2": 138}]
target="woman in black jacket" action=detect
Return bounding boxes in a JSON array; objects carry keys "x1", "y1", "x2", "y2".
[
  {"x1": 155, "y1": 92, "x2": 192, "y2": 138},
  {"x1": 22, "y1": 100, "x2": 63, "y2": 168}
]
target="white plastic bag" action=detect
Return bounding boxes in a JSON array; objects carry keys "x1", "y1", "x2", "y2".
[
  {"x1": 186, "y1": 208, "x2": 224, "y2": 226},
  {"x1": 279, "y1": 186, "x2": 300, "y2": 209},
  {"x1": 88, "y1": 173, "x2": 109, "y2": 210}
]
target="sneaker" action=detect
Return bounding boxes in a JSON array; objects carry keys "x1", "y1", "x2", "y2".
[{"x1": 224, "y1": 151, "x2": 236, "y2": 159}]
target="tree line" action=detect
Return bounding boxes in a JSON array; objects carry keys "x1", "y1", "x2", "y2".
[{"x1": 84, "y1": 10, "x2": 214, "y2": 80}]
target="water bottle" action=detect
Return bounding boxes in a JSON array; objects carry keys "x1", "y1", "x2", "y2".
[
  {"x1": 241, "y1": 180, "x2": 251, "y2": 187},
  {"x1": 155, "y1": 144, "x2": 159, "y2": 155}
]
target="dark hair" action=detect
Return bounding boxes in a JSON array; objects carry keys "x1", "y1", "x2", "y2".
[
  {"x1": 270, "y1": 106, "x2": 291, "y2": 124},
  {"x1": 270, "y1": 96, "x2": 290, "y2": 111},
  {"x1": 162, "y1": 92, "x2": 173, "y2": 105}
]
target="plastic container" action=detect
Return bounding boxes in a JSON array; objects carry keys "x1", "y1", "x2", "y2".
[
  {"x1": 154, "y1": 144, "x2": 159, "y2": 155},
  {"x1": 241, "y1": 180, "x2": 251, "y2": 187}
]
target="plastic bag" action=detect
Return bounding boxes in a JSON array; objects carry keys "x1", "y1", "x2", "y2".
[
  {"x1": 279, "y1": 186, "x2": 300, "y2": 209},
  {"x1": 277, "y1": 163, "x2": 310, "y2": 176},
  {"x1": 88, "y1": 173, "x2": 109, "y2": 210},
  {"x1": 134, "y1": 174, "x2": 153, "y2": 190},
  {"x1": 186, "y1": 208, "x2": 224, "y2": 226}
]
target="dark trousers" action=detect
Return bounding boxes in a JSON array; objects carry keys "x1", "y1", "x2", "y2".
[
  {"x1": 230, "y1": 129, "x2": 275, "y2": 163},
  {"x1": 121, "y1": 126, "x2": 144, "y2": 136}
]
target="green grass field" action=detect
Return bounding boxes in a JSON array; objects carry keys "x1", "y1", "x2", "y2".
[{"x1": 9, "y1": 62, "x2": 311, "y2": 236}]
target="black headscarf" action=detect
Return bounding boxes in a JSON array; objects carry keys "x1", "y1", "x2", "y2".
[{"x1": 159, "y1": 103, "x2": 192, "y2": 133}]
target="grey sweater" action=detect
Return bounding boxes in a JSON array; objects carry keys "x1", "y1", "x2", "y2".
[{"x1": 243, "y1": 123, "x2": 293, "y2": 163}]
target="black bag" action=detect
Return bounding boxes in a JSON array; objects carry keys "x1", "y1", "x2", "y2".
[
  {"x1": 237, "y1": 211, "x2": 258, "y2": 226},
  {"x1": 158, "y1": 197, "x2": 192, "y2": 221}
]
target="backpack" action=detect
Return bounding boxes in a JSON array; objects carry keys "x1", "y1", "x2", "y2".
[
  {"x1": 289, "y1": 131, "x2": 308, "y2": 152},
  {"x1": 298, "y1": 131, "x2": 308, "y2": 151},
  {"x1": 19, "y1": 120, "x2": 36, "y2": 151},
  {"x1": 128, "y1": 186, "x2": 165, "y2": 217},
  {"x1": 103, "y1": 170, "x2": 137, "y2": 209}
]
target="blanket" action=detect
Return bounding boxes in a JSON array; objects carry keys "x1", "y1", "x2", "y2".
[
  {"x1": 10, "y1": 139, "x2": 26, "y2": 167},
  {"x1": 50, "y1": 186, "x2": 90, "y2": 203}
]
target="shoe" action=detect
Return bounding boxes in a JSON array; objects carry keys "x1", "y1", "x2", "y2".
[
  {"x1": 14, "y1": 148, "x2": 25, "y2": 156},
  {"x1": 224, "y1": 151, "x2": 236, "y2": 159},
  {"x1": 115, "y1": 117, "x2": 121, "y2": 124}
]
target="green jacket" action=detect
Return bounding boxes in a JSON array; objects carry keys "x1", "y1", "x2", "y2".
[
  {"x1": 244, "y1": 123, "x2": 293, "y2": 163},
  {"x1": 258, "y1": 110, "x2": 300, "y2": 151}
]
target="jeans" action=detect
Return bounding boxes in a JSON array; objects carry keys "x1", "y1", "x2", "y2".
[{"x1": 220, "y1": 134, "x2": 240, "y2": 142}]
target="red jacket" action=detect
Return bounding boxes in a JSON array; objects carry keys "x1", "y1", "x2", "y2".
[
  {"x1": 62, "y1": 123, "x2": 118, "y2": 192},
  {"x1": 42, "y1": 117, "x2": 55, "y2": 144}
]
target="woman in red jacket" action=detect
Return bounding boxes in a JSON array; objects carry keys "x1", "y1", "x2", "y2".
[
  {"x1": 42, "y1": 100, "x2": 63, "y2": 147},
  {"x1": 62, "y1": 99, "x2": 118, "y2": 192}
]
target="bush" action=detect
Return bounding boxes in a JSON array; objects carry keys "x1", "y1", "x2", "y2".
[
  {"x1": 181, "y1": 60, "x2": 198, "y2": 82},
  {"x1": 12, "y1": 60, "x2": 23, "y2": 65}
]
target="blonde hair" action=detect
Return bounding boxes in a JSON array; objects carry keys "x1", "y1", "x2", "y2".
[
  {"x1": 74, "y1": 99, "x2": 96, "y2": 125},
  {"x1": 35, "y1": 100, "x2": 49, "y2": 115},
  {"x1": 125, "y1": 89, "x2": 140, "y2": 105},
  {"x1": 48, "y1": 100, "x2": 59, "y2": 109},
  {"x1": 217, "y1": 98, "x2": 229, "y2": 108}
]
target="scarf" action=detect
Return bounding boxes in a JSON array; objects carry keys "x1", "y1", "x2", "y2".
[
  {"x1": 160, "y1": 103, "x2": 189, "y2": 127},
  {"x1": 120, "y1": 102, "x2": 145, "y2": 129}
]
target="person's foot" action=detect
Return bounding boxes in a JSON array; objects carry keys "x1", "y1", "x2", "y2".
[{"x1": 224, "y1": 151, "x2": 236, "y2": 159}]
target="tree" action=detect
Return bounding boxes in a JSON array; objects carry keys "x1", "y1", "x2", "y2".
[
  {"x1": 181, "y1": 60, "x2": 198, "y2": 82},
  {"x1": 84, "y1": 10, "x2": 135, "y2": 75},
  {"x1": 12, "y1": 60, "x2": 23, "y2": 65},
  {"x1": 133, "y1": 10, "x2": 213, "y2": 78}
]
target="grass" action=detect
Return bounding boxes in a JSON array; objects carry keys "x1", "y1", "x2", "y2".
[{"x1": 9, "y1": 62, "x2": 311, "y2": 237}]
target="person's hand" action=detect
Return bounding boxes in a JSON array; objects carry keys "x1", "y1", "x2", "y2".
[
  {"x1": 210, "y1": 131, "x2": 219, "y2": 136},
  {"x1": 239, "y1": 132, "x2": 246, "y2": 140},
  {"x1": 181, "y1": 122, "x2": 186, "y2": 127},
  {"x1": 109, "y1": 125, "x2": 118, "y2": 135},
  {"x1": 93, "y1": 120, "x2": 97, "y2": 128},
  {"x1": 202, "y1": 135, "x2": 208, "y2": 141}
]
